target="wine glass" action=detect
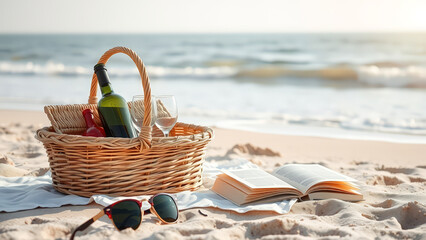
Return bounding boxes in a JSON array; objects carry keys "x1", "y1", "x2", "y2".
[
  {"x1": 130, "y1": 95, "x2": 157, "y2": 134},
  {"x1": 155, "y1": 95, "x2": 178, "y2": 137}
]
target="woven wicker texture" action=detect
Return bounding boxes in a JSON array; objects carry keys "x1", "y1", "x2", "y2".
[{"x1": 36, "y1": 46, "x2": 213, "y2": 197}]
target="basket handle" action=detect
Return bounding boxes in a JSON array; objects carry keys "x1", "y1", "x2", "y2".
[{"x1": 88, "y1": 47, "x2": 152, "y2": 149}]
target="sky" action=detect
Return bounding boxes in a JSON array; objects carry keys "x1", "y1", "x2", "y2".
[{"x1": 1, "y1": 0, "x2": 426, "y2": 33}]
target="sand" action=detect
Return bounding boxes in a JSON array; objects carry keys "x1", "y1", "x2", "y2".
[{"x1": 0, "y1": 109, "x2": 425, "y2": 240}]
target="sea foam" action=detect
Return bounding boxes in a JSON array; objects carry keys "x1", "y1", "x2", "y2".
[
  {"x1": 2, "y1": 61, "x2": 426, "y2": 88},
  {"x1": 357, "y1": 65, "x2": 426, "y2": 87}
]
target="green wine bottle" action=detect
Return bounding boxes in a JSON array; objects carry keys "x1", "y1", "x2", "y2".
[{"x1": 94, "y1": 63, "x2": 136, "y2": 138}]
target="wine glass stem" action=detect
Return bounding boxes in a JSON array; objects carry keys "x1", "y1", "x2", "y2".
[{"x1": 164, "y1": 131, "x2": 169, "y2": 137}]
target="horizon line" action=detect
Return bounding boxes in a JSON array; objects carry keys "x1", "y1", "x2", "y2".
[{"x1": 1, "y1": 30, "x2": 426, "y2": 35}]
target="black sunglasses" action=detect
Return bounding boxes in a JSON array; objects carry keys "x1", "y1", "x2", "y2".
[{"x1": 70, "y1": 193, "x2": 178, "y2": 240}]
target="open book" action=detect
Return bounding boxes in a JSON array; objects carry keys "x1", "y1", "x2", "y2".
[{"x1": 211, "y1": 164, "x2": 363, "y2": 206}]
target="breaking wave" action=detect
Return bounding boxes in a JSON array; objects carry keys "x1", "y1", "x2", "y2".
[
  {"x1": 1, "y1": 61, "x2": 425, "y2": 88},
  {"x1": 357, "y1": 65, "x2": 426, "y2": 88},
  {"x1": 0, "y1": 61, "x2": 237, "y2": 79}
]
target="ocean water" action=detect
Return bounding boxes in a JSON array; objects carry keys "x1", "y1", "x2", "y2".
[{"x1": 0, "y1": 33, "x2": 426, "y2": 143}]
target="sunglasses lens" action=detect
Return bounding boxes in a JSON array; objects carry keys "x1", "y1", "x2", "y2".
[
  {"x1": 152, "y1": 195, "x2": 178, "y2": 223},
  {"x1": 110, "y1": 201, "x2": 141, "y2": 230}
]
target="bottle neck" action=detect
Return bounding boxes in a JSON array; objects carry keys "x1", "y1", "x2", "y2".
[
  {"x1": 100, "y1": 84, "x2": 114, "y2": 96},
  {"x1": 82, "y1": 110, "x2": 96, "y2": 128},
  {"x1": 94, "y1": 66, "x2": 114, "y2": 96}
]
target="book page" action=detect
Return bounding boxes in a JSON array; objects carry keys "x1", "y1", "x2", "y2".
[
  {"x1": 222, "y1": 169, "x2": 297, "y2": 190},
  {"x1": 272, "y1": 164, "x2": 357, "y2": 194},
  {"x1": 309, "y1": 181, "x2": 360, "y2": 194},
  {"x1": 308, "y1": 191, "x2": 363, "y2": 202},
  {"x1": 212, "y1": 177, "x2": 299, "y2": 206}
]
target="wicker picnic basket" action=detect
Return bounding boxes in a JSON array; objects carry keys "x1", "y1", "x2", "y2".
[{"x1": 35, "y1": 46, "x2": 213, "y2": 198}]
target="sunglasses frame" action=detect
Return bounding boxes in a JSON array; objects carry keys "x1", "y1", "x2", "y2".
[{"x1": 70, "y1": 193, "x2": 178, "y2": 240}]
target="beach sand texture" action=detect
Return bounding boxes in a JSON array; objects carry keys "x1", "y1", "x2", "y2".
[{"x1": 0, "y1": 110, "x2": 425, "y2": 240}]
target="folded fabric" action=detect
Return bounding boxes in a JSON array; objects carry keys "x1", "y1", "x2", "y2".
[
  {"x1": 0, "y1": 159, "x2": 297, "y2": 214},
  {"x1": 0, "y1": 173, "x2": 91, "y2": 212}
]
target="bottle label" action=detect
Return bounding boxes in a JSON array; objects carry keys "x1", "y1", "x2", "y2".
[{"x1": 99, "y1": 106, "x2": 135, "y2": 138}]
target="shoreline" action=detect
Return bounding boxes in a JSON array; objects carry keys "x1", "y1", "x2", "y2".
[
  {"x1": 0, "y1": 108, "x2": 425, "y2": 167},
  {"x1": 215, "y1": 120, "x2": 426, "y2": 144},
  {"x1": 3, "y1": 107, "x2": 425, "y2": 144}
]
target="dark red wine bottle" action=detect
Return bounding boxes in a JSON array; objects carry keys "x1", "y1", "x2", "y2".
[{"x1": 82, "y1": 109, "x2": 106, "y2": 137}]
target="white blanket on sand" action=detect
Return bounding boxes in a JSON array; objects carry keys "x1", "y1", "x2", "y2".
[{"x1": 0, "y1": 159, "x2": 297, "y2": 214}]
